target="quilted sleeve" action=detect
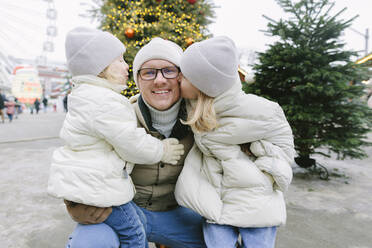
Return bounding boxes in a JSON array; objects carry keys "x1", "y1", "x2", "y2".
[
  {"x1": 92, "y1": 98, "x2": 163, "y2": 165},
  {"x1": 250, "y1": 140, "x2": 294, "y2": 192}
]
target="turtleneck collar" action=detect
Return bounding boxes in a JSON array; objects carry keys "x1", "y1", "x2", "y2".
[{"x1": 142, "y1": 97, "x2": 181, "y2": 137}]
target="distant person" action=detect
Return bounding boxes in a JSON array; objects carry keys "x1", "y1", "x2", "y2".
[
  {"x1": 30, "y1": 104, "x2": 34, "y2": 114},
  {"x1": 14, "y1": 97, "x2": 21, "y2": 119},
  {"x1": 34, "y1": 98, "x2": 40, "y2": 114},
  {"x1": 42, "y1": 97, "x2": 48, "y2": 113},
  {"x1": 0, "y1": 90, "x2": 4, "y2": 123},
  {"x1": 47, "y1": 27, "x2": 184, "y2": 248},
  {"x1": 5, "y1": 96, "x2": 16, "y2": 123},
  {"x1": 63, "y1": 92, "x2": 69, "y2": 112}
]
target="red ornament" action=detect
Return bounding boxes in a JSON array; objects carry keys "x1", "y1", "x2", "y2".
[
  {"x1": 125, "y1": 28, "x2": 135, "y2": 38},
  {"x1": 187, "y1": 0, "x2": 197, "y2": 4},
  {"x1": 185, "y1": 37, "x2": 194, "y2": 46}
]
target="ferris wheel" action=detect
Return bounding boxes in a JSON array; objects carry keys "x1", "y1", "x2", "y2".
[
  {"x1": 0, "y1": 0, "x2": 58, "y2": 65},
  {"x1": 38, "y1": 0, "x2": 58, "y2": 65}
]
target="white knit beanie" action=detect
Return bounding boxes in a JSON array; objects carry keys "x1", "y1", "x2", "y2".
[
  {"x1": 65, "y1": 27, "x2": 126, "y2": 76},
  {"x1": 133, "y1": 37, "x2": 183, "y2": 84},
  {"x1": 180, "y1": 36, "x2": 239, "y2": 97}
]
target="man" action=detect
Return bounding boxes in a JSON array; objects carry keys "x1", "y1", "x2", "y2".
[
  {"x1": 64, "y1": 37, "x2": 205, "y2": 248},
  {"x1": 34, "y1": 98, "x2": 40, "y2": 114},
  {"x1": 42, "y1": 97, "x2": 48, "y2": 113}
]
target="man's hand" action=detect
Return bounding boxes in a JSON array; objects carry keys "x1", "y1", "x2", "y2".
[
  {"x1": 64, "y1": 200, "x2": 112, "y2": 224},
  {"x1": 240, "y1": 143, "x2": 254, "y2": 157}
]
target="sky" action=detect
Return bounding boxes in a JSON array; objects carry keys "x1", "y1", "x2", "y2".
[{"x1": 0, "y1": 0, "x2": 371, "y2": 64}]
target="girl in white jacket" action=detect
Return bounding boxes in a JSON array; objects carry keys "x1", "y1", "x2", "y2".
[
  {"x1": 47, "y1": 27, "x2": 184, "y2": 248},
  {"x1": 175, "y1": 36, "x2": 295, "y2": 248}
]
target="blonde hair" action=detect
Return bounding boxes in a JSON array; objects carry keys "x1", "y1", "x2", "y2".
[{"x1": 183, "y1": 91, "x2": 218, "y2": 133}]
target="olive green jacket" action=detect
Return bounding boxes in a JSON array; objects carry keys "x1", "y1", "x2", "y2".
[{"x1": 130, "y1": 94, "x2": 194, "y2": 211}]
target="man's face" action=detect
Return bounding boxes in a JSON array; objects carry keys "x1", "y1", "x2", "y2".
[{"x1": 137, "y1": 59, "x2": 181, "y2": 111}]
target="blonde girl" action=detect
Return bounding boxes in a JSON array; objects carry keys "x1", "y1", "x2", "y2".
[{"x1": 175, "y1": 36, "x2": 295, "y2": 248}]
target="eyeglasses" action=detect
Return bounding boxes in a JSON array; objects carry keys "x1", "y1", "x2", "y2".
[{"x1": 138, "y1": 66, "x2": 180, "y2": 81}]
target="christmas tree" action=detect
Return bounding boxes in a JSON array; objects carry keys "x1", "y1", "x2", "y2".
[
  {"x1": 244, "y1": 0, "x2": 372, "y2": 164},
  {"x1": 90, "y1": 0, "x2": 216, "y2": 97}
]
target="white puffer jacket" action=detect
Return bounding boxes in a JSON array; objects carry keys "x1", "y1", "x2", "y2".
[
  {"x1": 47, "y1": 75, "x2": 163, "y2": 207},
  {"x1": 175, "y1": 81, "x2": 295, "y2": 228}
]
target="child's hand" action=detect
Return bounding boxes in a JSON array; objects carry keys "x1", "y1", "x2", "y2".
[{"x1": 161, "y1": 138, "x2": 185, "y2": 165}]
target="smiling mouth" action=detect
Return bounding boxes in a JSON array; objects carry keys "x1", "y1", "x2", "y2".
[{"x1": 152, "y1": 90, "x2": 171, "y2": 95}]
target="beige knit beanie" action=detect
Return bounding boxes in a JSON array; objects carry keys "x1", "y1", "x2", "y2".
[
  {"x1": 180, "y1": 36, "x2": 239, "y2": 97},
  {"x1": 65, "y1": 27, "x2": 126, "y2": 76},
  {"x1": 132, "y1": 37, "x2": 183, "y2": 84}
]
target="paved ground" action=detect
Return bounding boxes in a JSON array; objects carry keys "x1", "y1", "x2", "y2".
[{"x1": 1, "y1": 112, "x2": 371, "y2": 248}]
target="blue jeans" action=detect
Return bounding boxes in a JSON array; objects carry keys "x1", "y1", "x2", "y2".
[
  {"x1": 104, "y1": 201, "x2": 147, "y2": 248},
  {"x1": 7, "y1": 113, "x2": 13, "y2": 122},
  {"x1": 66, "y1": 204, "x2": 206, "y2": 248},
  {"x1": 203, "y1": 222, "x2": 277, "y2": 248}
]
